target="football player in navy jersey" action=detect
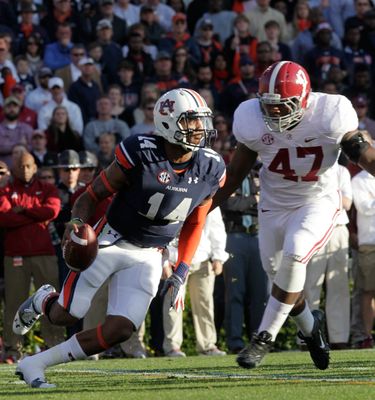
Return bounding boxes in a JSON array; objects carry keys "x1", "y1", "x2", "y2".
[{"x1": 12, "y1": 88, "x2": 226, "y2": 389}]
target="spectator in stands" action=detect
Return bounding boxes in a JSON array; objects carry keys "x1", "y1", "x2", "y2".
[
  {"x1": 211, "y1": 52, "x2": 229, "y2": 93},
  {"x1": 45, "y1": 105, "x2": 83, "y2": 153},
  {"x1": 97, "y1": 131, "x2": 116, "y2": 169},
  {"x1": 140, "y1": 4, "x2": 166, "y2": 46},
  {"x1": 96, "y1": 19, "x2": 124, "y2": 86},
  {"x1": 194, "y1": 0, "x2": 236, "y2": 44},
  {"x1": 343, "y1": 24, "x2": 372, "y2": 81},
  {"x1": 146, "y1": 0, "x2": 176, "y2": 32},
  {"x1": 25, "y1": 67, "x2": 53, "y2": 113},
  {"x1": 83, "y1": 95, "x2": 131, "y2": 153},
  {"x1": 114, "y1": 0, "x2": 141, "y2": 27},
  {"x1": 245, "y1": 0, "x2": 287, "y2": 42},
  {"x1": 14, "y1": 56, "x2": 36, "y2": 94},
  {"x1": 95, "y1": 0, "x2": 128, "y2": 46},
  {"x1": 288, "y1": 0, "x2": 311, "y2": 42},
  {"x1": 68, "y1": 57, "x2": 102, "y2": 124},
  {"x1": 353, "y1": 95, "x2": 375, "y2": 138},
  {"x1": 304, "y1": 22, "x2": 347, "y2": 89},
  {"x1": 0, "y1": 34, "x2": 19, "y2": 94},
  {"x1": 0, "y1": 96, "x2": 33, "y2": 168},
  {"x1": 172, "y1": 46, "x2": 197, "y2": 85},
  {"x1": 352, "y1": 148, "x2": 375, "y2": 349},
  {"x1": 211, "y1": 113, "x2": 233, "y2": 163},
  {"x1": 43, "y1": 23, "x2": 74, "y2": 71},
  {"x1": 344, "y1": 0, "x2": 372, "y2": 33},
  {"x1": 108, "y1": 83, "x2": 135, "y2": 128},
  {"x1": 264, "y1": 20, "x2": 292, "y2": 62},
  {"x1": 77, "y1": 0, "x2": 99, "y2": 45},
  {"x1": 291, "y1": 7, "x2": 342, "y2": 65},
  {"x1": 130, "y1": 97, "x2": 155, "y2": 135},
  {"x1": 22, "y1": 33, "x2": 45, "y2": 76},
  {"x1": 78, "y1": 150, "x2": 99, "y2": 185},
  {"x1": 118, "y1": 60, "x2": 141, "y2": 114},
  {"x1": 159, "y1": 13, "x2": 201, "y2": 67},
  {"x1": 15, "y1": 2, "x2": 49, "y2": 54},
  {"x1": 163, "y1": 207, "x2": 228, "y2": 357},
  {"x1": 11, "y1": 143, "x2": 28, "y2": 166},
  {"x1": 132, "y1": 82, "x2": 160, "y2": 124},
  {"x1": 194, "y1": 63, "x2": 219, "y2": 108},
  {"x1": 0, "y1": 84, "x2": 37, "y2": 129},
  {"x1": 0, "y1": 160, "x2": 10, "y2": 188},
  {"x1": 224, "y1": 13, "x2": 257, "y2": 78},
  {"x1": 196, "y1": 18, "x2": 222, "y2": 67},
  {"x1": 0, "y1": 152, "x2": 64, "y2": 363},
  {"x1": 221, "y1": 168, "x2": 269, "y2": 354},
  {"x1": 254, "y1": 40, "x2": 274, "y2": 78},
  {"x1": 324, "y1": 0, "x2": 355, "y2": 40},
  {"x1": 186, "y1": 0, "x2": 209, "y2": 35},
  {"x1": 54, "y1": 149, "x2": 84, "y2": 285},
  {"x1": 219, "y1": 54, "x2": 258, "y2": 117},
  {"x1": 40, "y1": 0, "x2": 80, "y2": 43},
  {"x1": 38, "y1": 77, "x2": 84, "y2": 135},
  {"x1": 342, "y1": 63, "x2": 373, "y2": 114},
  {"x1": 360, "y1": 9, "x2": 375, "y2": 64},
  {"x1": 146, "y1": 50, "x2": 189, "y2": 94},
  {"x1": 55, "y1": 44, "x2": 87, "y2": 91},
  {"x1": 123, "y1": 31, "x2": 155, "y2": 83},
  {"x1": 304, "y1": 164, "x2": 352, "y2": 350},
  {"x1": 30, "y1": 130, "x2": 57, "y2": 168}
]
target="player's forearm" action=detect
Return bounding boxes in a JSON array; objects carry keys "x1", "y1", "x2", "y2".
[
  {"x1": 358, "y1": 146, "x2": 375, "y2": 176},
  {"x1": 71, "y1": 191, "x2": 97, "y2": 222}
]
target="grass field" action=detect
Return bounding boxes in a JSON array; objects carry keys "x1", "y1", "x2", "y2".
[{"x1": 0, "y1": 349, "x2": 374, "y2": 400}]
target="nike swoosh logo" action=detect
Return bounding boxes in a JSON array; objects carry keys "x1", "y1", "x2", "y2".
[
  {"x1": 304, "y1": 138, "x2": 317, "y2": 143},
  {"x1": 261, "y1": 209, "x2": 270, "y2": 213}
]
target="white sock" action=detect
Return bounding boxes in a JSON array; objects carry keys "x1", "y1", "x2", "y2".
[
  {"x1": 257, "y1": 296, "x2": 294, "y2": 341},
  {"x1": 292, "y1": 302, "x2": 315, "y2": 337},
  {"x1": 30, "y1": 334, "x2": 87, "y2": 368}
]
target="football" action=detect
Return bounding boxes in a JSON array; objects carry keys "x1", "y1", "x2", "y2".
[{"x1": 63, "y1": 224, "x2": 98, "y2": 272}]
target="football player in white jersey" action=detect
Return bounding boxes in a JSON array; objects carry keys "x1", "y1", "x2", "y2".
[{"x1": 212, "y1": 60, "x2": 375, "y2": 370}]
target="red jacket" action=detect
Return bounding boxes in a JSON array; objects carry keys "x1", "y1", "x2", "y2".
[{"x1": 0, "y1": 177, "x2": 60, "y2": 256}]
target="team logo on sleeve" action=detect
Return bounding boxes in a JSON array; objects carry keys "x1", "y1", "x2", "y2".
[
  {"x1": 262, "y1": 133, "x2": 274, "y2": 145},
  {"x1": 157, "y1": 170, "x2": 171, "y2": 184},
  {"x1": 159, "y1": 99, "x2": 175, "y2": 115}
]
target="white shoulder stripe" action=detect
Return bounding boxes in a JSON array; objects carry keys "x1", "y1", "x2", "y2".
[
  {"x1": 120, "y1": 142, "x2": 135, "y2": 166},
  {"x1": 269, "y1": 61, "x2": 288, "y2": 94},
  {"x1": 71, "y1": 232, "x2": 88, "y2": 246}
]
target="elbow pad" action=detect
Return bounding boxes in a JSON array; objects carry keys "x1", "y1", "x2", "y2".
[{"x1": 341, "y1": 131, "x2": 370, "y2": 164}]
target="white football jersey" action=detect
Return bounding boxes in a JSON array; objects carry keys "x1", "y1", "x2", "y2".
[{"x1": 233, "y1": 92, "x2": 358, "y2": 209}]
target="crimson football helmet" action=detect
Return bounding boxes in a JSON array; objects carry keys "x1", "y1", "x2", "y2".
[
  {"x1": 258, "y1": 61, "x2": 311, "y2": 132},
  {"x1": 154, "y1": 88, "x2": 216, "y2": 151}
]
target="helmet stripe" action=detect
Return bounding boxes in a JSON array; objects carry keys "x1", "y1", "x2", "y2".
[
  {"x1": 183, "y1": 88, "x2": 205, "y2": 107},
  {"x1": 269, "y1": 61, "x2": 288, "y2": 94}
]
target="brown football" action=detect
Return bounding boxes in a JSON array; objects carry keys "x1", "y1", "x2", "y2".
[{"x1": 63, "y1": 224, "x2": 98, "y2": 272}]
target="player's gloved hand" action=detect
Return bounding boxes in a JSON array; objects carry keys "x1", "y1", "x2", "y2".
[{"x1": 161, "y1": 261, "x2": 189, "y2": 312}]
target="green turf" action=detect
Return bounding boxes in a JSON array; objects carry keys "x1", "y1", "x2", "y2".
[{"x1": 0, "y1": 349, "x2": 374, "y2": 400}]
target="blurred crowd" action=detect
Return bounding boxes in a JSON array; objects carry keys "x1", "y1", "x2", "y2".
[{"x1": 0, "y1": 0, "x2": 375, "y2": 362}]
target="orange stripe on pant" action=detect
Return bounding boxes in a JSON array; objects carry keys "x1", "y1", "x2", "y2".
[{"x1": 63, "y1": 271, "x2": 78, "y2": 310}]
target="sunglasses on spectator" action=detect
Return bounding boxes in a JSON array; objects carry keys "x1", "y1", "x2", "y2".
[
  {"x1": 63, "y1": 167, "x2": 79, "y2": 172},
  {"x1": 72, "y1": 53, "x2": 85, "y2": 57},
  {"x1": 39, "y1": 175, "x2": 54, "y2": 180}
]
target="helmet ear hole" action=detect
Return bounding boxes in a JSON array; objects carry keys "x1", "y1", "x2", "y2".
[{"x1": 162, "y1": 122, "x2": 169, "y2": 129}]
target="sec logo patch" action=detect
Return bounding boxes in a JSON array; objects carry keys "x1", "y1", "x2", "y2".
[
  {"x1": 262, "y1": 133, "x2": 274, "y2": 145},
  {"x1": 157, "y1": 170, "x2": 171, "y2": 184}
]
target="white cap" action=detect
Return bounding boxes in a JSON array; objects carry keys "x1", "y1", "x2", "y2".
[
  {"x1": 78, "y1": 57, "x2": 95, "y2": 66},
  {"x1": 48, "y1": 77, "x2": 64, "y2": 89}
]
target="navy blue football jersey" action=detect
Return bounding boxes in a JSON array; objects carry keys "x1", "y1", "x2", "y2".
[{"x1": 106, "y1": 134, "x2": 226, "y2": 247}]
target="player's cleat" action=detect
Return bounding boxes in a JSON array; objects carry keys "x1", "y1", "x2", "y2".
[
  {"x1": 13, "y1": 284, "x2": 56, "y2": 335},
  {"x1": 15, "y1": 357, "x2": 55, "y2": 389},
  {"x1": 297, "y1": 309, "x2": 330, "y2": 370},
  {"x1": 236, "y1": 331, "x2": 274, "y2": 369}
]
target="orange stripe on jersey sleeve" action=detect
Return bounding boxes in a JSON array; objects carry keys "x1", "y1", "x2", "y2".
[{"x1": 115, "y1": 145, "x2": 133, "y2": 169}]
